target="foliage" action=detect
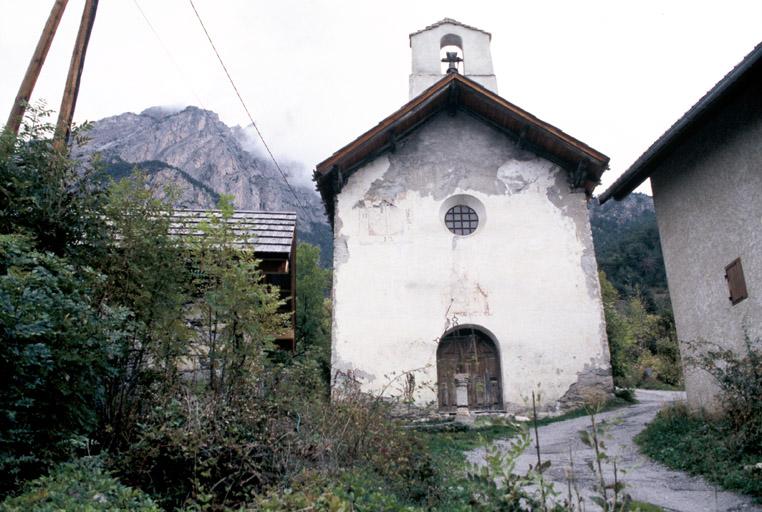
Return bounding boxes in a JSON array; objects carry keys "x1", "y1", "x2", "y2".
[
  {"x1": 636, "y1": 403, "x2": 762, "y2": 497},
  {"x1": 0, "y1": 235, "x2": 125, "y2": 494},
  {"x1": 691, "y1": 338, "x2": 762, "y2": 455},
  {"x1": 187, "y1": 195, "x2": 289, "y2": 394},
  {"x1": 465, "y1": 428, "x2": 564, "y2": 511},
  {"x1": 0, "y1": 104, "x2": 108, "y2": 266},
  {"x1": 115, "y1": 387, "x2": 286, "y2": 509},
  {"x1": 590, "y1": 193, "x2": 668, "y2": 311},
  {"x1": 0, "y1": 456, "x2": 159, "y2": 511},
  {"x1": 99, "y1": 173, "x2": 192, "y2": 447},
  {"x1": 578, "y1": 408, "x2": 631, "y2": 511},
  {"x1": 599, "y1": 272, "x2": 682, "y2": 388},
  {"x1": 114, "y1": 372, "x2": 437, "y2": 511},
  {"x1": 295, "y1": 242, "x2": 331, "y2": 381}
]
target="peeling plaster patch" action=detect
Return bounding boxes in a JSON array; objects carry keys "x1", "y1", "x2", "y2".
[
  {"x1": 558, "y1": 364, "x2": 613, "y2": 409},
  {"x1": 476, "y1": 284, "x2": 491, "y2": 315},
  {"x1": 499, "y1": 166, "x2": 540, "y2": 194},
  {"x1": 543, "y1": 167, "x2": 570, "y2": 212},
  {"x1": 543, "y1": 169, "x2": 602, "y2": 304},
  {"x1": 365, "y1": 113, "x2": 520, "y2": 202},
  {"x1": 449, "y1": 277, "x2": 491, "y2": 317},
  {"x1": 356, "y1": 199, "x2": 405, "y2": 239},
  {"x1": 496, "y1": 156, "x2": 552, "y2": 196},
  {"x1": 333, "y1": 358, "x2": 377, "y2": 384},
  {"x1": 334, "y1": 235, "x2": 349, "y2": 266}
]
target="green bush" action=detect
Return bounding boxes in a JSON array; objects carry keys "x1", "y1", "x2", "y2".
[
  {"x1": 0, "y1": 104, "x2": 109, "y2": 266},
  {"x1": 694, "y1": 339, "x2": 762, "y2": 455},
  {"x1": 599, "y1": 272, "x2": 682, "y2": 388},
  {"x1": 636, "y1": 404, "x2": 762, "y2": 497},
  {"x1": 113, "y1": 370, "x2": 437, "y2": 510},
  {"x1": 0, "y1": 235, "x2": 125, "y2": 494},
  {"x1": 0, "y1": 457, "x2": 159, "y2": 511}
]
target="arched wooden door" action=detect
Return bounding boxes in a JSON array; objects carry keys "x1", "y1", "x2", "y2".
[{"x1": 437, "y1": 327, "x2": 502, "y2": 412}]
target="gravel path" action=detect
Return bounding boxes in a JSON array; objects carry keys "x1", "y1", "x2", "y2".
[{"x1": 466, "y1": 390, "x2": 761, "y2": 511}]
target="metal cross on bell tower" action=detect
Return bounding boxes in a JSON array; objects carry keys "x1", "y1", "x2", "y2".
[{"x1": 441, "y1": 51, "x2": 463, "y2": 74}]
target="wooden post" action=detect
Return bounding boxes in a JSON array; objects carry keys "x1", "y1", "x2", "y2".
[
  {"x1": 54, "y1": 0, "x2": 99, "y2": 148},
  {"x1": 4, "y1": 0, "x2": 69, "y2": 136}
]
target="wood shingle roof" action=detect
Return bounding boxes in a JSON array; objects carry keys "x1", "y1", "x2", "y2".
[{"x1": 168, "y1": 209, "x2": 296, "y2": 255}]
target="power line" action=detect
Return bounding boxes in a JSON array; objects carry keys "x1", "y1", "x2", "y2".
[
  {"x1": 131, "y1": 1, "x2": 237, "y2": 149},
  {"x1": 131, "y1": 0, "x2": 208, "y2": 111},
  {"x1": 186, "y1": 0, "x2": 309, "y2": 216}
]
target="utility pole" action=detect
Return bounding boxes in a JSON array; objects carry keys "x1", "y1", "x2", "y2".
[
  {"x1": 4, "y1": 0, "x2": 69, "y2": 136},
  {"x1": 54, "y1": 0, "x2": 99, "y2": 148}
]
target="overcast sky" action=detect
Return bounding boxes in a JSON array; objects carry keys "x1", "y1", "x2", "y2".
[{"x1": 1, "y1": 0, "x2": 761, "y2": 193}]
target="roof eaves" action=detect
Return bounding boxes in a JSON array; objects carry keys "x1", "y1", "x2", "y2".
[
  {"x1": 315, "y1": 73, "x2": 456, "y2": 174},
  {"x1": 314, "y1": 72, "x2": 610, "y2": 222},
  {"x1": 409, "y1": 18, "x2": 491, "y2": 41},
  {"x1": 599, "y1": 41, "x2": 762, "y2": 204}
]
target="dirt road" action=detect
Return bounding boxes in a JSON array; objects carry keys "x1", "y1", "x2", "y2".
[{"x1": 466, "y1": 390, "x2": 760, "y2": 511}]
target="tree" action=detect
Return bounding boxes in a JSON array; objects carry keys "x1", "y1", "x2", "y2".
[
  {"x1": 294, "y1": 242, "x2": 331, "y2": 381},
  {"x1": 188, "y1": 196, "x2": 289, "y2": 395},
  {"x1": 599, "y1": 271, "x2": 682, "y2": 388},
  {"x1": 0, "y1": 235, "x2": 125, "y2": 493},
  {"x1": 99, "y1": 174, "x2": 192, "y2": 445},
  {"x1": 0, "y1": 104, "x2": 108, "y2": 266}
]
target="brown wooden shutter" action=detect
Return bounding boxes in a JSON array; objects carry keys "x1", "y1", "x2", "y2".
[{"x1": 725, "y1": 257, "x2": 748, "y2": 305}]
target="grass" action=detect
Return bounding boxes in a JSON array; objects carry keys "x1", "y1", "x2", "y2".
[
  {"x1": 635, "y1": 403, "x2": 762, "y2": 499},
  {"x1": 418, "y1": 395, "x2": 635, "y2": 456},
  {"x1": 406, "y1": 395, "x2": 640, "y2": 510},
  {"x1": 636, "y1": 380, "x2": 684, "y2": 391},
  {"x1": 631, "y1": 500, "x2": 664, "y2": 511},
  {"x1": 535, "y1": 396, "x2": 635, "y2": 427}
]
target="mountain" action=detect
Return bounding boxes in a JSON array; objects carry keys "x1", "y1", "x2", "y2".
[
  {"x1": 589, "y1": 192, "x2": 670, "y2": 311},
  {"x1": 75, "y1": 106, "x2": 332, "y2": 264}
]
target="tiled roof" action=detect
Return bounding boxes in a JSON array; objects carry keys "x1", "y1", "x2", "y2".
[{"x1": 168, "y1": 209, "x2": 296, "y2": 255}]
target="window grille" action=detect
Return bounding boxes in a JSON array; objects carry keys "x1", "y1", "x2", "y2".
[{"x1": 445, "y1": 205, "x2": 479, "y2": 235}]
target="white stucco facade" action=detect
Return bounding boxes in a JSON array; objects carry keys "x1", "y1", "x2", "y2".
[{"x1": 331, "y1": 112, "x2": 612, "y2": 412}]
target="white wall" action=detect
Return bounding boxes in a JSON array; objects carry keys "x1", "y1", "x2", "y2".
[
  {"x1": 409, "y1": 22, "x2": 498, "y2": 98},
  {"x1": 331, "y1": 113, "x2": 611, "y2": 412}
]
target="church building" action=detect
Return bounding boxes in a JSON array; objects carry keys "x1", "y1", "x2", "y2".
[{"x1": 315, "y1": 19, "x2": 613, "y2": 413}]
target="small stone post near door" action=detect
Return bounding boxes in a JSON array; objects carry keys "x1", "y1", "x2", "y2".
[{"x1": 454, "y1": 373, "x2": 473, "y2": 423}]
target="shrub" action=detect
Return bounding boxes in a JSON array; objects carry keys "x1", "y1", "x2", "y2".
[
  {"x1": 113, "y1": 369, "x2": 437, "y2": 510},
  {"x1": 114, "y1": 387, "x2": 286, "y2": 510},
  {"x1": 693, "y1": 338, "x2": 762, "y2": 455},
  {"x1": 0, "y1": 456, "x2": 159, "y2": 511},
  {"x1": 636, "y1": 403, "x2": 762, "y2": 497},
  {"x1": 0, "y1": 235, "x2": 125, "y2": 494},
  {"x1": 0, "y1": 104, "x2": 109, "y2": 266}
]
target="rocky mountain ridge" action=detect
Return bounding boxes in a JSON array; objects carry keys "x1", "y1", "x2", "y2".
[{"x1": 75, "y1": 105, "x2": 332, "y2": 262}]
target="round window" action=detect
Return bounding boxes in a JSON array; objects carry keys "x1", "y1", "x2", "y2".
[{"x1": 444, "y1": 205, "x2": 479, "y2": 235}]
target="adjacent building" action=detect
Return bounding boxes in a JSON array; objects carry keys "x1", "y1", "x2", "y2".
[
  {"x1": 169, "y1": 209, "x2": 298, "y2": 350},
  {"x1": 600, "y1": 43, "x2": 762, "y2": 412}
]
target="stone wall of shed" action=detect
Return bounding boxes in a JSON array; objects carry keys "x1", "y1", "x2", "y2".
[
  {"x1": 331, "y1": 111, "x2": 612, "y2": 413},
  {"x1": 650, "y1": 81, "x2": 762, "y2": 413}
]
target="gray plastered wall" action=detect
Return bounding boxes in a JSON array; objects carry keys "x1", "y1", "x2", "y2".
[{"x1": 649, "y1": 81, "x2": 762, "y2": 412}]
